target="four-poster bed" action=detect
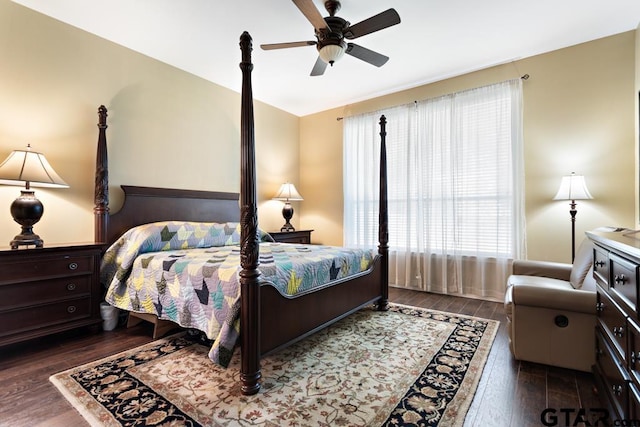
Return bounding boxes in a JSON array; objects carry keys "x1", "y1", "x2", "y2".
[{"x1": 95, "y1": 31, "x2": 389, "y2": 395}]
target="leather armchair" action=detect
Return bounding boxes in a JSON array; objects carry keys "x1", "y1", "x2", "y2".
[{"x1": 504, "y1": 238, "x2": 596, "y2": 372}]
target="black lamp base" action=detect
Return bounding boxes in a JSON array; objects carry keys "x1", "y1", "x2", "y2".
[
  {"x1": 9, "y1": 190, "x2": 44, "y2": 250},
  {"x1": 280, "y1": 202, "x2": 296, "y2": 232},
  {"x1": 10, "y1": 230, "x2": 43, "y2": 249},
  {"x1": 280, "y1": 222, "x2": 295, "y2": 232}
]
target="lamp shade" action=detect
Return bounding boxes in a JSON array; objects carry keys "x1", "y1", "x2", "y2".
[
  {"x1": 0, "y1": 145, "x2": 69, "y2": 189},
  {"x1": 318, "y1": 43, "x2": 346, "y2": 65},
  {"x1": 553, "y1": 172, "x2": 592, "y2": 201},
  {"x1": 273, "y1": 182, "x2": 303, "y2": 201}
]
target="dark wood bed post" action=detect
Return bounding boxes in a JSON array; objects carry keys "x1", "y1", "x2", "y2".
[
  {"x1": 94, "y1": 105, "x2": 109, "y2": 244},
  {"x1": 238, "y1": 31, "x2": 262, "y2": 396},
  {"x1": 377, "y1": 115, "x2": 390, "y2": 311}
]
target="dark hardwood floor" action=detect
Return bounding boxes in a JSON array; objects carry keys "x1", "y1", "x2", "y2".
[{"x1": 0, "y1": 287, "x2": 600, "y2": 426}]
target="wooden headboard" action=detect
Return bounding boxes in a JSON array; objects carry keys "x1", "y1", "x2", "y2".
[{"x1": 104, "y1": 185, "x2": 240, "y2": 246}]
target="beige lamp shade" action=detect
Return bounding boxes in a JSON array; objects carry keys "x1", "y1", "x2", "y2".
[
  {"x1": 553, "y1": 172, "x2": 592, "y2": 201},
  {"x1": 0, "y1": 145, "x2": 69, "y2": 189},
  {"x1": 273, "y1": 182, "x2": 303, "y2": 201}
]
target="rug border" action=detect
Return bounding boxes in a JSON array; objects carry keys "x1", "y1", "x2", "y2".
[
  {"x1": 49, "y1": 332, "x2": 187, "y2": 427},
  {"x1": 49, "y1": 373, "x2": 113, "y2": 427},
  {"x1": 381, "y1": 303, "x2": 500, "y2": 426}
]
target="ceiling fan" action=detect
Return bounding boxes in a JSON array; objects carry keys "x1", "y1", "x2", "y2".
[{"x1": 260, "y1": 0, "x2": 401, "y2": 76}]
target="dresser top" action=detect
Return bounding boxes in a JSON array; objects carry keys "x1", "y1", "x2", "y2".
[
  {"x1": 0, "y1": 242, "x2": 103, "y2": 254},
  {"x1": 586, "y1": 229, "x2": 640, "y2": 261}
]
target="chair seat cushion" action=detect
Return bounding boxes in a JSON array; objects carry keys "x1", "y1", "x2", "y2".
[
  {"x1": 507, "y1": 274, "x2": 574, "y2": 290},
  {"x1": 505, "y1": 275, "x2": 595, "y2": 315}
]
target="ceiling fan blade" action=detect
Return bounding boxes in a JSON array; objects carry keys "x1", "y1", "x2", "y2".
[
  {"x1": 261, "y1": 41, "x2": 317, "y2": 50},
  {"x1": 310, "y1": 56, "x2": 327, "y2": 76},
  {"x1": 346, "y1": 43, "x2": 389, "y2": 67},
  {"x1": 292, "y1": 0, "x2": 329, "y2": 31},
  {"x1": 344, "y1": 8, "x2": 401, "y2": 39}
]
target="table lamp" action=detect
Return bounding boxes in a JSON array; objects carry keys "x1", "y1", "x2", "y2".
[
  {"x1": 0, "y1": 144, "x2": 69, "y2": 249},
  {"x1": 273, "y1": 182, "x2": 303, "y2": 232}
]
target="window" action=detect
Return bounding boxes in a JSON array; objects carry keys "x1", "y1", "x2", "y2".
[{"x1": 343, "y1": 79, "x2": 525, "y2": 299}]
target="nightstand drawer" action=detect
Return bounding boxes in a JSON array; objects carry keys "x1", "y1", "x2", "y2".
[
  {"x1": 0, "y1": 297, "x2": 92, "y2": 337},
  {"x1": 276, "y1": 235, "x2": 309, "y2": 244},
  {"x1": 269, "y1": 230, "x2": 313, "y2": 244},
  {"x1": 0, "y1": 275, "x2": 92, "y2": 310},
  {"x1": 0, "y1": 244, "x2": 102, "y2": 347},
  {"x1": 0, "y1": 253, "x2": 95, "y2": 284}
]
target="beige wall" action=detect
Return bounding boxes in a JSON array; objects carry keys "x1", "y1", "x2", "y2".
[
  {"x1": 3, "y1": 0, "x2": 636, "y2": 265},
  {"x1": 0, "y1": 1, "x2": 300, "y2": 247},
  {"x1": 636, "y1": 23, "x2": 640, "y2": 228},
  {"x1": 300, "y1": 31, "x2": 637, "y2": 263}
]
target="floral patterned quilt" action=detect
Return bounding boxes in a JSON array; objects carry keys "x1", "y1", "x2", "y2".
[{"x1": 101, "y1": 221, "x2": 378, "y2": 367}]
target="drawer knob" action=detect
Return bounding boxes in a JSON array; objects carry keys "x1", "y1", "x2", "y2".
[
  {"x1": 66, "y1": 283, "x2": 76, "y2": 291},
  {"x1": 612, "y1": 384, "x2": 623, "y2": 396},
  {"x1": 613, "y1": 326, "x2": 625, "y2": 338},
  {"x1": 68, "y1": 262, "x2": 78, "y2": 270},
  {"x1": 67, "y1": 305, "x2": 76, "y2": 313},
  {"x1": 631, "y1": 351, "x2": 638, "y2": 366},
  {"x1": 595, "y1": 260, "x2": 605, "y2": 268},
  {"x1": 596, "y1": 302, "x2": 605, "y2": 312},
  {"x1": 614, "y1": 274, "x2": 628, "y2": 285}
]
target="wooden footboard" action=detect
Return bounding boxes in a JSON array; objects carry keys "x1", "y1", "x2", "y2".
[{"x1": 260, "y1": 256, "x2": 385, "y2": 355}]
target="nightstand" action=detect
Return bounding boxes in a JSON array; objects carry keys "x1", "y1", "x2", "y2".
[
  {"x1": 0, "y1": 243, "x2": 103, "y2": 346},
  {"x1": 269, "y1": 229, "x2": 313, "y2": 244}
]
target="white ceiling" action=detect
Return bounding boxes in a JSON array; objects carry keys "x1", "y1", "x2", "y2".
[{"x1": 11, "y1": 0, "x2": 640, "y2": 117}]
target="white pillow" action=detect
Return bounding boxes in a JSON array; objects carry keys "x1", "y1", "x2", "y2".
[{"x1": 570, "y1": 239, "x2": 593, "y2": 289}]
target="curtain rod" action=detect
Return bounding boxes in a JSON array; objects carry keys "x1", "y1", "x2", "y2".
[{"x1": 336, "y1": 74, "x2": 529, "y2": 121}]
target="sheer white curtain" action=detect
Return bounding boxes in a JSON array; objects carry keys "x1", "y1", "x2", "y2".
[{"x1": 344, "y1": 79, "x2": 525, "y2": 301}]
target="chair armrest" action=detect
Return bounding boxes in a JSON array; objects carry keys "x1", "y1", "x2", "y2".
[
  {"x1": 512, "y1": 260, "x2": 572, "y2": 281},
  {"x1": 510, "y1": 283, "x2": 596, "y2": 314}
]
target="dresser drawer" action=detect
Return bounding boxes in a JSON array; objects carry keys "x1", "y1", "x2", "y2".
[
  {"x1": 596, "y1": 328, "x2": 629, "y2": 420},
  {"x1": 0, "y1": 275, "x2": 91, "y2": 310},
  {"x1": 0, "y1": 297, "x2": 91, "y2": 337},
  {"x1": 598, "y1": 289, "x2": 628, "y2": 362},
  {"x1": 0, "y1": 244, "x2": 102, "y2": 347},
  {"x1": 631, "y1": 382, "x2": 640, "y2": 422},
  {"x1": 594, "y1": 244, "x2": 610, "y2": 287},
  {"x1": 610, "y1": 252, "x2": 639, "y2": 316},
  {"x1": 629, "y1": 320, "x2": 640, "y2": 388},
  {"x1": 0, "y1": 253, "x2": 95, "y2": 284}
]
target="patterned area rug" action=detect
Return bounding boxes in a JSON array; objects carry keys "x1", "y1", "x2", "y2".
[{"x1": 50, "y1": 304, "x2": 498, "y2": 426}]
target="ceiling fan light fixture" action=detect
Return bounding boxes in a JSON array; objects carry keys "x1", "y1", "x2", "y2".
[{"x1": 318, "y1": 43, "x2": 345, "y2": 65}]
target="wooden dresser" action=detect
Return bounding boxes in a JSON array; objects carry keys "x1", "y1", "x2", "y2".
[
  {"x1": 587, "y1": 230, "x2": 640, "y2": 421},
  {"x1": 0, "y1": 243, "x2": 103, "y2": 346}
]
